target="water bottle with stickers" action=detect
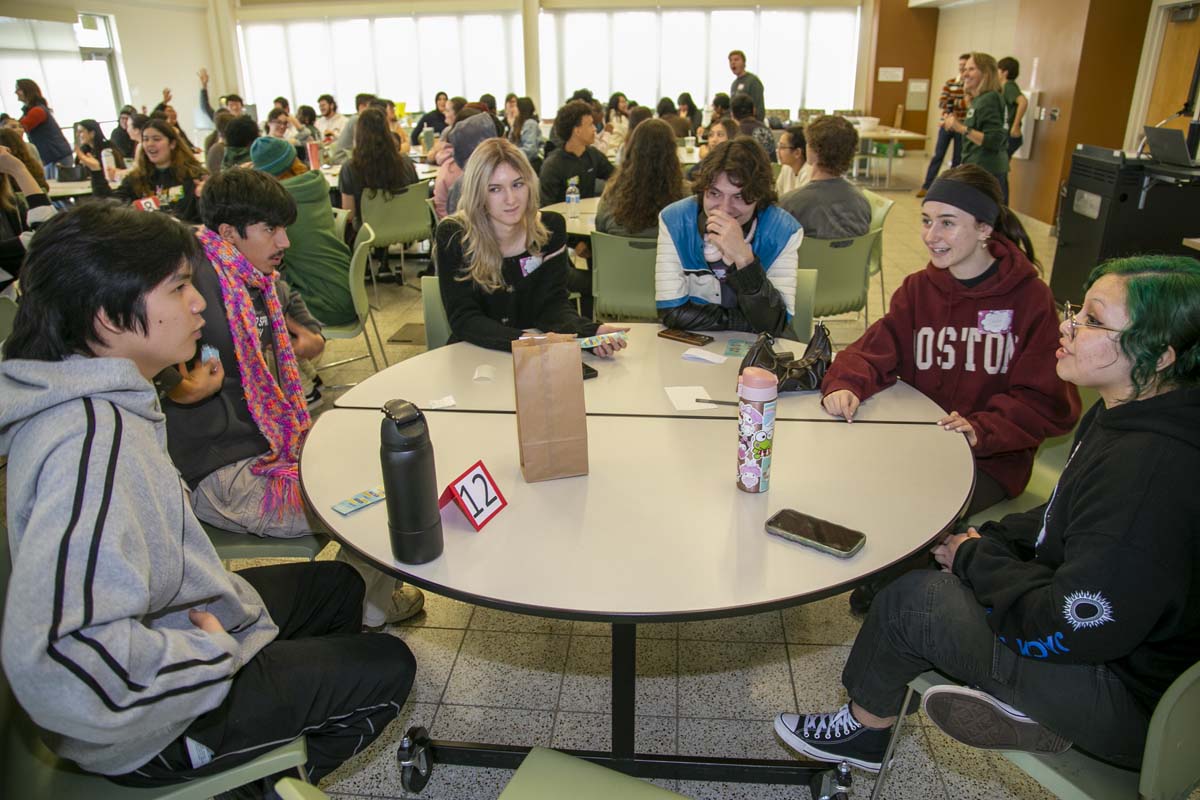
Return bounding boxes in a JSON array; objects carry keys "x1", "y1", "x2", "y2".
[
  {"x1": 565, "y1": 176, "x2": 580, "y2": 219},
  {"x1": 736, "y1": 367, "x2": 778, "y2": 494}
]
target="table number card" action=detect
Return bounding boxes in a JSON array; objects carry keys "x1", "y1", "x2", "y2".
[{"x1": 438, "y1": 460, "x2": 507, "y2": 530}]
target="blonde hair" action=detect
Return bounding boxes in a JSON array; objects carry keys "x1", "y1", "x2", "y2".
[
  {"x1": 969, "y1": 52, "x2": 1003, "y2": 96},
  {"x1": 450, "y1": 138, "x2": 548, "y2": 293}
]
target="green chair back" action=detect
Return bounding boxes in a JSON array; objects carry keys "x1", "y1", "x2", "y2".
[
  {"x1": 590, "y1": 232, "x2": 658, "y2": 321},
  {"x1": 421, "y1": 275, "x2": 452, "y2": 350},
  {"x1": 1, "y1": 520, "x2": 310, "y2": 798},
  {"x1": 861, "y1": 189, "x2": 894, "y2": 278},
  {"x1": 360, "y1": 183, "x2": 433, "y2": 249},
  {"x1": 276, "y1": 777, "x2": 329, "y2": 800},
  {"x1": 347, "y1": 224, "x2": 376, "y2": 326},
  {"x1": 787, "y1": 268, "x2": 818, "y2": 342},
  {"x1": 499, "y1": 747, "x2": 686, "y2": 799},
  {"x1": 797, "y1": 231, "x2": 880, "y2": 319},
  {"x1": 0, "y1": 296, "x2": 17, "y2": 351},
  {"x1": 1141, "y1": 658, "x2": 1200, "y2": 799}
]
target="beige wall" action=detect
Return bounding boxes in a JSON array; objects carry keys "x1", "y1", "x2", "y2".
[{"x1": 924, "y1": 0, "x2": 1019, "y2": 148}]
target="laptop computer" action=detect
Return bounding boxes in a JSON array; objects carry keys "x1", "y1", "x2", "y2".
[{"x1": 1144, "y1": 125, "x2": 1199, "y2": 167}]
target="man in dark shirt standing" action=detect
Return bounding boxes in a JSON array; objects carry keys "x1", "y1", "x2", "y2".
[
  {"x1": 538, "y1": 99, "x2": 614, "y2": 207},
  {"x1": 729, "y1": 50, "x2": 765, "y2": 122}
]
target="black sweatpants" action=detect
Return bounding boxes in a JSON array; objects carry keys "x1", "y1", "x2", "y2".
[{"x1": 113, "y1": 561, "x2": 416, "y2": 791}]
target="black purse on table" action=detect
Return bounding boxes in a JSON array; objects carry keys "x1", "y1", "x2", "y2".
[{"x1": 737, "y1": 322, "x2": 833, "y2": 392}]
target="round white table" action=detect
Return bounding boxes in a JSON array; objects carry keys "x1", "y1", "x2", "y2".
[
  {"x1": 304, "y1": 327, "x2": 973, "y2": 787},
  {"x1": 321, "y1": 162, "x2": 438, "y2": 190},
  {"x1": 335, "y1": 323, "x2": 948, "y2": 423}
]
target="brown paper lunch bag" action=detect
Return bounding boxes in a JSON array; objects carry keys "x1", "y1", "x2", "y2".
[{"x1": 511, "y1": 333, "x2": 589, "y2": 482}]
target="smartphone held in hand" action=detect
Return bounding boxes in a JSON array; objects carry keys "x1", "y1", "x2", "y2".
[{"x1": 765, "y1": 509, "x2": 866, "y2": 558}]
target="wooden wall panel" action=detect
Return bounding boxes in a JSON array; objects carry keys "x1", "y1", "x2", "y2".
[{"x1": 868, "y1": 0, "x2": 938, "y2": 133}]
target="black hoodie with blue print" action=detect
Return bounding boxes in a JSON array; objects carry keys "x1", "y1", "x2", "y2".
[{"x1": 953, "y1": 387, "x2": 1200, "y2": 712}]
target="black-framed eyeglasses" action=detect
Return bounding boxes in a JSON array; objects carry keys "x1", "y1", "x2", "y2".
[{"x1": 1059, "y1": 301, "x2": 1123, "y2": 341}]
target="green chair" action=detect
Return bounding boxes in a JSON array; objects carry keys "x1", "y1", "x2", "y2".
[
  {"x1": 360, "y1": 182, "x2": 434, "y2": 289},
  {"x1": 0, "y1": 522, "x2": 311, "y2": 799},
  {"x1": 861, "y1": 189, "x2": 895, "y2": 314},
  {"x1": 421, "y1": 275, "x2": 452, "y2": 350},
  {"x1": 0, "y1": 295, "x2": 17, "y2": 351},
  {"x1": 797, "y1": 229, "x2": 882, "y2": 328},
  {"x1": 276, "y1": 776, "x2": 328, "y2": 799},
  {"x1": 590, "y1": 232, "x2": 657, "y2": 321},
  {"x1": 786, "y1": 268, "x2": 818, "y2": 342},
  {"x1": 320, "y1": 223, "x2": 389, "y2": 374},
  {"x1": 331, "y1": 207, "x2": 350, "y2": 246},
  {"x1": 871, "y1": 663, "x2": 1200, "y2": 800},
  {"x1": 201, "y1": 521, "x2": 328, "y2": 562},
  {"x1": 498, "y1": 747, "x2": 686, "y2": 799},
  {"x1": 966, "y1": 386, "x2": 1101, "y2": 527}
]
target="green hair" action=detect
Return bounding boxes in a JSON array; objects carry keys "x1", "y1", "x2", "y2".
[{"x1": 1084, "y1": 255, "x2": 1200, "y2": 398}]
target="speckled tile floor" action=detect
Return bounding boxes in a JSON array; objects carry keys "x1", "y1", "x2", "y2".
[{"x1": 7, "y1": 155, "x2": 1154, "y2": 799}]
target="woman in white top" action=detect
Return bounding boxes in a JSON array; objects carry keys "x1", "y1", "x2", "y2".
[
  {"x1": 775, "y1": 124, "x2": 812, "y2": 195},
  {"x1": 605, "y1": 92, "x2": 630, "y2": 154}
]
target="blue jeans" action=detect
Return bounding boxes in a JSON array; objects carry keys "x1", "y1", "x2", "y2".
[
  {"x1": 842, "y1": 570, "x2": 1148, "y2": 768},
  {"x1": 922, "y1": 127, "x2": 963, "y2": 190}
]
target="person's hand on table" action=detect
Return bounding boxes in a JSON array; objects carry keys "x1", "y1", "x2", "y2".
[
  {"x1": 932, "y1": 528, "x2": 980, "y2": 572},
  {"x1": 938, "y1": 411, "x2": 978, "y2": 447},
  {"x1": 705, "y1": 209, "x2": 754, "y2": 268},
  {"x1": 74, "y1": 148, "x2": 101, "y2": 173},
  {"x1": 168, "y1": 357, "x2": 223, "y2": 405},
  {"x1": 590, "y1": 324, "x2": 629, "y2": 358},
  {"x1": 822, "y1": 390, "x2": 860, "y2": 422}
]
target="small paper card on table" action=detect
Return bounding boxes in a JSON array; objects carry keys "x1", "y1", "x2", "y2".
[
  {"x1": 665, "y1": 386, "x2": 717, "y2": 411},
  {"x1": 682, "y1": 347, "x2": 727, "y2": 364},
  {"x1": 438, "y1": 460, "x2": 507, "y2": 531}
]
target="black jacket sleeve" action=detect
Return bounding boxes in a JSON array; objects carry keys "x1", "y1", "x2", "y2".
[
  {"x1": 436, "y1": 220, "x2": 525, "y2": 351},
  {"x1": 658, "y1": 258, "x2": 791, "y2": 335},
  {"x1": 200, "y1": 87, "x2": 215, "y2": 121}
]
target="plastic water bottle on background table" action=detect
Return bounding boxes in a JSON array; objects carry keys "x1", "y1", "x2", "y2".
[{"x1": 565, "y1": 176, "x2": 580, "y2": 219}]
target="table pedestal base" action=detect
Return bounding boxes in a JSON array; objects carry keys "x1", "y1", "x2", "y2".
[{"x1": 413, "y1": 623, "x2": 835, "y2": 795}]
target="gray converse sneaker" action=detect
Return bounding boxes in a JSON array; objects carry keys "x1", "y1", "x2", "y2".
[
  {"x1": 774, "y1": 704, "x2": 892, "y2": 772},
  {"x1": 364, "y1": 585, "x2": 426, "y2": 631},
  {"x1": 922, "y1": 685, "x2": 1072, "y2": 755}
]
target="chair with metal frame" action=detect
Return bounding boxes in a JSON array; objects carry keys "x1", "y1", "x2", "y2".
[
  {"x1": 420, "y1": 275, "x2": 452, "y2": 351},
  {"x1": 797, "y1": 229, "x2": 882, "y2": 332},
  {"x1": 359, "y1": 181, "x2": 434, "y2": 298},
  {"x1": 0, "y1": 521, "x2": 312, "y2": 799},
  {"x1": 861, "y1": 189, "x2": 895, "y2": 315},
  {"x1": 319, "y1": 223, "x2": 389, "y2": 375}
]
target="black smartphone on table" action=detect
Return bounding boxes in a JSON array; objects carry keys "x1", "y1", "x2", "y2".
[{"x1": 765, "y1": 509, "x2": 866, "y2": 558}]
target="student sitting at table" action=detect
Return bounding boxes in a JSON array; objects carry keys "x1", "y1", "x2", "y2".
[
  {"x1": 775, "y1": 124, "x2": 811, "y2": 195},
  {"x1": 329, "y1": 93, "x2": 376, "y2": 166},
  {"x1": 109, "y1": 104, "x2": 139, "y2": 159},
  {"x1": 222, "y1": 115, "x2": 259, "y2": 170},
  {"x1": 677, "y1": 93, "x2": 703, "y2": 137},
  {"x1": 656, "y1": 97, "x2": 692, "y2": 139},
  {"x1": 162, "y1": 168, "x2": 424, "y2": 627},
  {"x1": 702, "y1": 92, "x2": 731, "y2": 140},
  {"x1": 538, "y1": 99, "x2": 615, "y2": 207},
  {"x1": 776, "y1": 254, "x2": 1200, "y2": 775},
  {"x1": 605, "y1": 92, "x2": 630, "y2": 153},
  {"x1": 1, "y1": 202, "x2": 416, "y2": 794},
  {"x1": 696, "y1": 118, "x2": 737, "y2": 161},
  {"x1": 339, "y1": 108, "x2": 420, "y2": 241},
  {"x1": 79, "y1": 119, "x2": 207, "y2": 224},
  {"x1": 779, "y1": 115, "x2": 870, "y2": 239},
  {"x1": 731, "y1": 92, "x2": 776, "y2": 162},
  {"x1": 656, "y1": 137, "x2": 800, "y2": 335},
  {"x1": 432, "y1": 106, "x2": 482, "y2": 220},
  {"x1": 821, "y1": 165, "x2": 1079, "y2": 613},
  {"x1": 446, "y1": 111, "x2": 502, "y2": 216},
  {"x1": 74, "y1": 118, "x2": 127, "y2": 174},
  {"x1": 437, "y1": 137, "x2": 628, "y2": 355},
  {"x1": 0, "y1": 143, "x2": 56, "y2": 289},
  {"x1": 411, "y1": 91, "x2": 449, "y2": 147},
  {"x1": 251, "y1": 136, "x2": 354, "y2": 327},
  {"x1": 595, "y1": 119, "x2": 685, "y2": 239},
  {"x1": 509, "y1": 96, "x2": 544, "y2": 168},
  {"x1": 315, "y1": 93, "x2": 346, "y2": 141},
  {"x1": 204, "y1": 109, "x2": 234, "y2": 174}
]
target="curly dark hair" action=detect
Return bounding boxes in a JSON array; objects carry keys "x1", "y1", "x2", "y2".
[
  {"x1": 805, "y1": 115, "x2": 859, "y2": 176},
  {"x1": 553, "y1": 100, "x2": 594, "y2": 144},
  {"x1": 691, "y1": 138, "x2": 777, "y2": 211},
  {"x1": 602, "y1": 119, "x2": 685, "y2": 233},
  {"x1": 350, "y1": 108, "x2": 418, "y2": 195},
  {"x1": 730, "y1": 92, "x2": 755, "y2": 120}
]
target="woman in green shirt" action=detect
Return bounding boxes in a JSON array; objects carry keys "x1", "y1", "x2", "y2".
[{"x1": 940, "y1": 52, "x2": 1010, "y2": 202}]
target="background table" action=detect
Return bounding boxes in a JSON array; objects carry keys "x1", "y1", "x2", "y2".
[
  {"x1": 855, "y1": 126, "x2": 928, "y2": 190},
  {"x1": 540, "y1": 195, "x2": 599, "y2": 235},
  {"x1": 321, "y1": 162, "x2": 438, "y2": 189},
  {"x1": 335, "y1": 322, "x2": 946, "y2": 423},
  {"x1": 47, "y1": 179, "x2": 97, "y2": 199}
]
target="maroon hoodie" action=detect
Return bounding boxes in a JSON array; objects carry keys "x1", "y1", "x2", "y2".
[{"x1": 822, "y1": 235, "x2": 1080, "y2": 497}]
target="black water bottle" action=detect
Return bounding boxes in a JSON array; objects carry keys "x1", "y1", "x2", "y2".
[{"x1": 380, "y1": 399, "x2": 443, "y2": 564}]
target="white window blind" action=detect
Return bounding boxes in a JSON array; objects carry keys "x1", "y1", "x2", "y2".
[{"x1": 238, "y1": 14, "x2": 525, "y2": 117}]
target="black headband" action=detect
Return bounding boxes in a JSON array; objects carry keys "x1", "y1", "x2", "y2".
[{"x1": 923, "y1": 178, "x2": 999, "y2": 225}]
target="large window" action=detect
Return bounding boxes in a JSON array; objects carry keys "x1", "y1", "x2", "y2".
[
  {"x1": 540, "y1": 7, "x2": 859, "y2": 118},
  {"x1": 238, "y1": 14, "x2": 525, "y2": 117},
  {"x1": 0, "y1": 14, "x2": 123, "y2": 131}
]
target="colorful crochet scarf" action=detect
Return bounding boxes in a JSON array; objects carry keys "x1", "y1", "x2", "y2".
[{"x1": 198, "y1": 227, "x2": 311, "y2": 519}]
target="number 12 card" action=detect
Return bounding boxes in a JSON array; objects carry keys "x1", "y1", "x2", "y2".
[{"x1": 438, "y1": 460, "x2": 507, "y2": 531}]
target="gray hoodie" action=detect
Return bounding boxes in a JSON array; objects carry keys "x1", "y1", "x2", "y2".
[{"x1": 0, "y1": 356, "x2": 278, "y2": 775}]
